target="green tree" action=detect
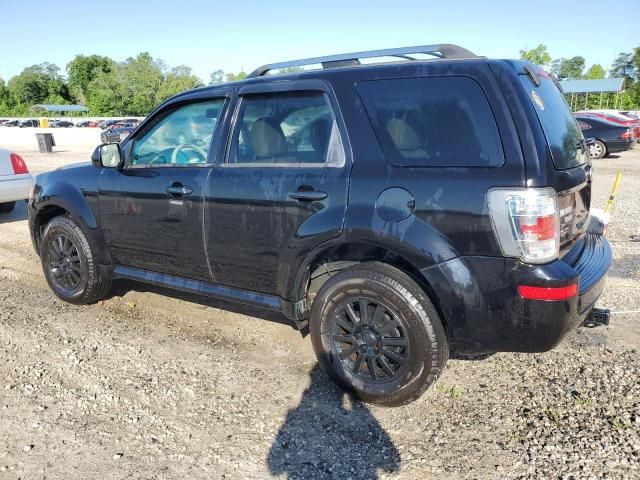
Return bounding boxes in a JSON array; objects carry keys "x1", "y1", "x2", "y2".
[
  {"x1": 86, "y1": 63, "x2": 130, "y2": 116},
  {"x1": 158, "y1": 66, "x2": 202, "y2": 102},
  {"x1": 519, "y1": 44, "x2": 552, "y2": 67},
  {"x1": 67, "y1": 54, "x2": 113, "y2": 103},
  {"x1": 584, "y1": 64, "x2": 605, "y2": 79},
  {"x1": 7, "y1": 63, "x2": 70, "y2": 108},
  {"x1": 550, "y1": 56, "x2": 585, "y2": 80},
  {"x1": 225, "y1": 71, "x2": 247, "y2": 82},
  {"x1": 124, "y1": 52, "x2": 165, "y2": 115},
  {"x1": 610, "y1": 52, "x2": 636, "y2": 82},
  {"x1": 209, "y1": 69, "x2": 224, "y2": 84}
]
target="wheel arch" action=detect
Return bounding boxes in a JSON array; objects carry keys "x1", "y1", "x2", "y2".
[
  {"x1": 31, "y1": 183, "x2": 110, "y2": 264},
  {"x1": 291, "y1": 241, "x2": 451, "y2": 339}
]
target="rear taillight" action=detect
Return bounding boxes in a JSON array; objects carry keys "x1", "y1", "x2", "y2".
[
  {"x1": 621, "y1": 129, "x2": 633, "y2": 140},
  {"x1": 488, "y1": 188, "x2": 560, "y2": 264},
  {"x1": 10, "y1": 153, "x2": 28, "y2": 174}
]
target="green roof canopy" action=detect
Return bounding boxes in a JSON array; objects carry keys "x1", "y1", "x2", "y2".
[{"x1": 29, "y1": 104, "x2": 89, "y2": 113}]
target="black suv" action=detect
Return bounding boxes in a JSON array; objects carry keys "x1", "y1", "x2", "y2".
[{"x1": 28, "y1": 45, "x2": 611, "y2": 406}]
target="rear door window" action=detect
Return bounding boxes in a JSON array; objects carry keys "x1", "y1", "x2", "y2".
[
  {"x1": 518, "y1": 74, "x2": 587, "y2": 169},
  {"x1": 356, "y1": 76, "x2": 504, "y2": 167}
]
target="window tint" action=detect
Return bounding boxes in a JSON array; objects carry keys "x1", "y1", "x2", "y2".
[
  {"x1": 357, "y1": 76, "x2": 504, "y2": 167},
  {"x1": 229, "y1": 92, "x2": 343, "y2": 165},
  {"x1": 131, "y1": 99, "x2": 225, "y2": 166},
  {"x1": 518, "y1": 74, "x2": 586, "y2": 169}
]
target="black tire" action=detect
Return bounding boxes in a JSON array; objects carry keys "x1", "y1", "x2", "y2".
[
  {"x1": 589, "y1": 140, "x2": 607, "y2": 159},
  {"x1": 0, "y1": 201, "x2": 16, "y2": 213},
  {"x1": 310, "y1": 262, "x2": 449, "y2": 406},
  {"x1": 40, "y1": 215, "x2": 111, "y2": 304}
]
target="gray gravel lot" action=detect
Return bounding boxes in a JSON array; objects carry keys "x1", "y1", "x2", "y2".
[{"x1": 0, "y1": 147, "x2": 638, "y2": 479}]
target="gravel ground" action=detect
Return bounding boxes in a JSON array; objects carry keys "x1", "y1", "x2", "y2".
[{"x1": 0, "y1": 145, "x2": 638, "y2": 479}]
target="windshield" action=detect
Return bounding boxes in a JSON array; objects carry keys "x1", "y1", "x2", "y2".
[{"x1": 519, "y1": 73, "x2": 587, "y2": 170}]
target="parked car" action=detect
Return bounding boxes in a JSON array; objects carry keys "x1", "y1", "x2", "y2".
[
  {"x1": 100, "y1": 126, "x2": 135, "y2": 144},
  {"x1": 574, "y1": 115, "x2": 635, "y2": 158},
  {"x1": 18, "y1": 119, "x2": 39, "y2": 128},
  {"x1": 77, "y1": 120, "x2": 100, "y2": 128},
  {"x1": 51, "y1": 120, "x2": 75, "y2": 128},
  {"x1": 28, "y1": 45, "x2": 612, "y2": 406},
  {"x1": 0, "y1": 148, "x2": 33, "y2": 213},
  {"x1": 2, "y1": 120, "x2": 19, "y2": 127},
  {"x1": 577, "y1": 110, "x2": 640, "y2": 142},
  {"x1": 99, "y1": 120, "x2": 120, "y2": 130}
]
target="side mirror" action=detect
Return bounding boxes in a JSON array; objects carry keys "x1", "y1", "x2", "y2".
[{"x1": 92, "y1": 143, "x2": 122, "y2": 168}]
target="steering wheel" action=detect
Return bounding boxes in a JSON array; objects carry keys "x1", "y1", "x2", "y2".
[{"x1": 170, "y1": 144, "x2": 208, "y2": 164}]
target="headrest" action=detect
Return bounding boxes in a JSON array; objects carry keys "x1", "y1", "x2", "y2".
[
  {"x1": 250, "y1": 117, "x2": 288, "y2": 159},
  {"x1": 310, "y1": 118, "x2": 331, "y2": 155},
  {"x1": 386, "y1": 118, "x2": 421, "y2": 150}
]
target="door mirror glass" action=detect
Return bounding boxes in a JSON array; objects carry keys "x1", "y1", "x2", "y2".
[{"x1": 92, "y1": 143, "x2": 121, "y2": 168}]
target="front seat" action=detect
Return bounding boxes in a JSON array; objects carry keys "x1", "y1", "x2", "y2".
[
  {"x1": 249, "y1": 117, "x2": 297, "y2": 163},
  {"x1": 385, "y1": 118, "x2": 427, "y2": 159}
]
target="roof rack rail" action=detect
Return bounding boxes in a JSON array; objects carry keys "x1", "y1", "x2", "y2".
[{"x1": 248, "y1": 44, "x2": 477, "y2": 78}]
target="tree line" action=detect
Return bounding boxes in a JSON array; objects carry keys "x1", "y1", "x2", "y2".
[
  {"x1": 1, "y1": 45, "x2": 638, "y2": 117},
  {"x1": 0, "y1": 52, "x2": 249, "y2": 117},
  {"x1": 519, "y1": 44, "x2": 640, "y2": 109}
]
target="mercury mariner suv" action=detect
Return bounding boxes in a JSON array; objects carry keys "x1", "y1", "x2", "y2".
[{"x1": 29, "y1": 45, "x2": 612, "y2": 406}]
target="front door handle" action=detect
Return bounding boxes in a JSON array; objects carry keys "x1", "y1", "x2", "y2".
[
  {"x1": 166, "y1": 184, "x2": 193, "y2": 196},
  {"x1": 288, "y1": 190, "x2": 328, "y2": 202}
]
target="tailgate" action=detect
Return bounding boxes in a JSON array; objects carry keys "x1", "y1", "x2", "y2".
[
  {"x1": 517, "y1": 69, "x2": 591, "y2": 251},
  {"x1": 558, "y1": 179, "x2": 591, "y2": 251}
]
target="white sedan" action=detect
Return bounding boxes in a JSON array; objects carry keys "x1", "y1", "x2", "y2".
[{"x1": 0, "y1": 148, "x2": 34, "y2": 213}]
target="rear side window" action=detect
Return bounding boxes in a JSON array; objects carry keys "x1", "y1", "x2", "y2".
[
  {"x1": 518, "y1": 74, "x2": 586, "y2": 169},
  {"x1": 228, "y1": 91, "x2": 344, "y2": 166},
  {"x1": 357, "y1": 76, "x2": 504, "y2": 167}
]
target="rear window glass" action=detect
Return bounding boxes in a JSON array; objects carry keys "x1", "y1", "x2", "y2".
[
  {"x1": 518, "y1": 74, "x2": 586, "y2": 169},
  {"x1": 357, "y1": 76, "x2": 504, "y2": 167}
]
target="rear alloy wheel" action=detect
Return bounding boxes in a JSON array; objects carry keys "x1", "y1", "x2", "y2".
[
  {"x1": 0, "y1": 202, "x2": 16, "y2": 213},
  {"x1": 310, "y1": 262, "x2": 449, "y2": 406},
  {"x1": 40, "y1": 215, "x2": 111, "y2": 304},
  {"x1": 588, "y1": 140, "x2": 607, "y2": 159}
]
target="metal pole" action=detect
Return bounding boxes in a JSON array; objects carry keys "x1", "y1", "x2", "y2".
[
  {"x1": 571, "y1": 93, "x2": 575, "y2": 110},
  {"x1": 599, "y1": 92, "x2": 603, "y2": 109},
  {"x1": 585, "y1": 93, "x2": 589, "y2": 110}
]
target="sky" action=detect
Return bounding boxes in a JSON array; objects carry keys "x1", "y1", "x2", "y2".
[{"x1": 0, "y1": 0, "x2": 638, "y2": 83}]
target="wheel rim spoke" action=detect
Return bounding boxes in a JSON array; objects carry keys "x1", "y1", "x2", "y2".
[
  {"x1": 352, "y1": 353, "x2": 364, "y2": 373},
  {"x1": 359, "y1": 299, "x2": 369, "y2": 323},
  {"x1": 333, "y1": 334, "x2": 355, "y2": 344},
  {"x1": 344, "y1": 304, "x2": 359, "y2": 325},
  {"x1": 382, "y1": 348, "x2": 404, "y2": 364},
  {"x1": 339, "y1": 344, "x2": 357, "y2": 360},
  {"x1": 366, "y1": 354, "x2": 377, "y2": 380},
  {"x1": 378, "y1": 356, "x2": 395, "y2": 376},
  {"x1": 382, "y1": 336, "x2": 407, "y2": 347},
  {"x1": 335, "y1": 316, "x2": 354, "y2": 333}
]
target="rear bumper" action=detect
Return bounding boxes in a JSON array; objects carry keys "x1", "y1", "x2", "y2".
[
  {"x1": 0, "y1": 174, "x2": 33, "y2": 203},
  {"x1": 422, "y1": 231, "x2": 612, "y2": 354}
]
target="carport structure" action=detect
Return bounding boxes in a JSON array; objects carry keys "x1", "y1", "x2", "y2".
[
  {"x1": 28, "y1": 104, "x2": 89, "y2": 116},
  {"x1": 559, "y1": 78, "x2": 626, "y2": 111}
]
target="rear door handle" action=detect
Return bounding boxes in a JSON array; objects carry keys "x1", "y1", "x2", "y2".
[
  {"x1": 166, "y1": 184, "x2": 193, "y2": 196},
  {"x1": 288, "y1": 190, "x2": 328, "y2": 202}
]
